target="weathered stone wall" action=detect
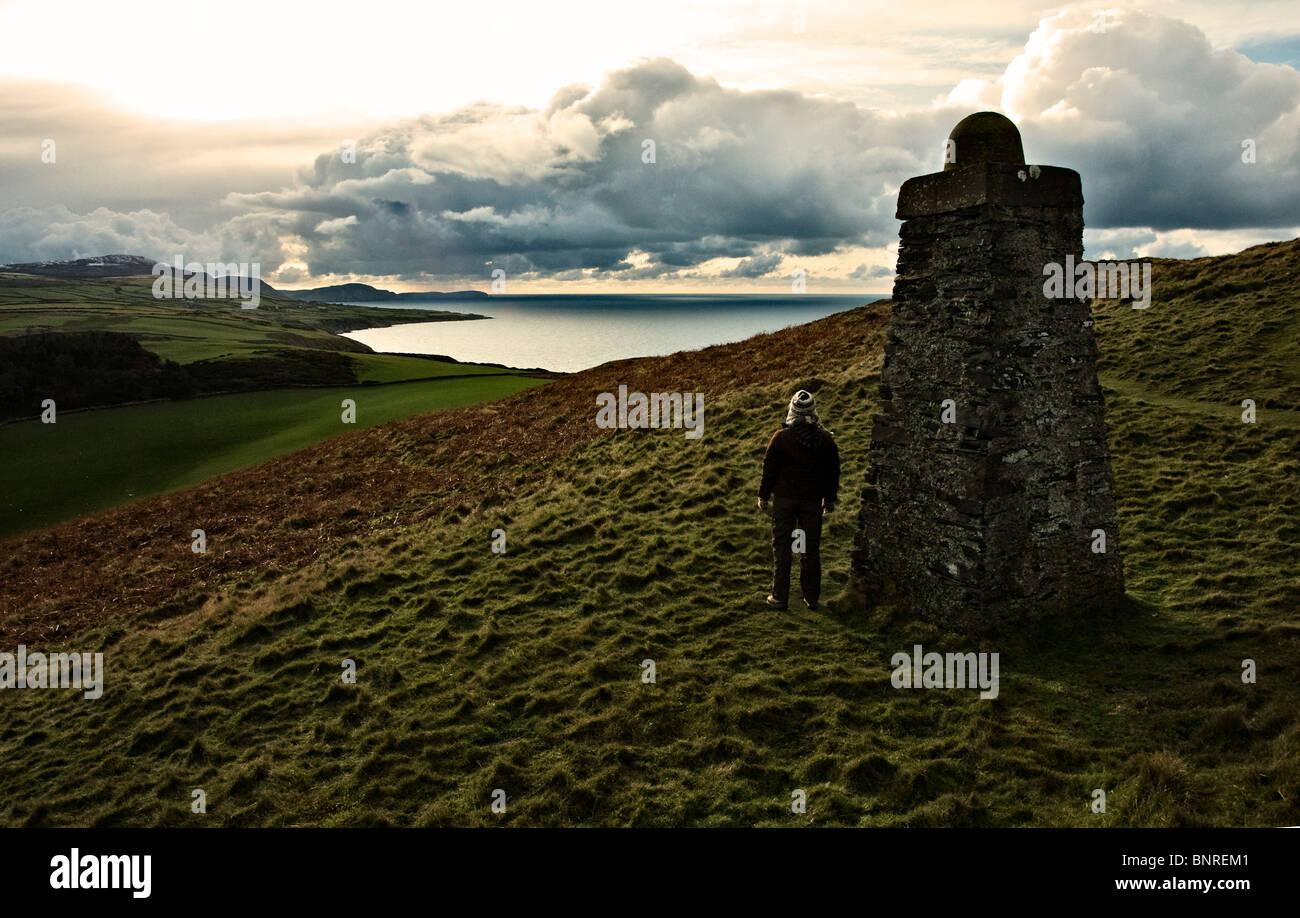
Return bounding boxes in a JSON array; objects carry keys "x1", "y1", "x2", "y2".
[{"x1": 851, "y1": 158, "x2": 1124, "y2": 633}]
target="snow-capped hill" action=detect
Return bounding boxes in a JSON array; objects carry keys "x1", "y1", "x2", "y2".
[{"x1": 0, "y1": 254, "x2": 160, "y2": 278}]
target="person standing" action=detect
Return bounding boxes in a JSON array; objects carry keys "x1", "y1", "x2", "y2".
[{"x1": 757, "y1": 389, "x2": 841, "y2": 611}]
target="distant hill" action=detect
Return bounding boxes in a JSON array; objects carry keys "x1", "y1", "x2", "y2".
[
  {"x1": 279, "y1": 282, "x2": 490, "y2": 303},
  {"x1": 1, "y1": 254, "x2": 160, "y2": 278},
  {"x1": 1, "y1": 253, "x2": 277, "y2": 296},
  {"x1": 1, "y1": 257, "x2": 491, "y2": 303}
]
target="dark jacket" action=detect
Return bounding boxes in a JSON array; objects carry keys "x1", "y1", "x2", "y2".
[{"x1": 759, "y1": 422, "x2": 840, "y2": 507}]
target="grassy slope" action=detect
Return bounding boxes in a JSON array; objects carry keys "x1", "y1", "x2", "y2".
[
  {"x1": 0, "y1": 375, "x2": 546, "y2": 537},
  {"x1": 0, "y1": 272, "x2": 546, "y2": 537},
  {"x1": 0, "y1": 241, "x2": 1297, "y2": 827},
  {"x1": 0, "y1": 272, "x2": 492, "y2": 385},
  {"x1": 352, "y1": 354, "x2": 506, "y2": 383}
]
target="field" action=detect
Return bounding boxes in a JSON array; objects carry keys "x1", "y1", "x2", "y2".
[
  {"x1": 0, "y1": 240, "x2": 1297, "y2": 826},
  {"x1": 0, "y1": 271, "x2": 497, "y2": 396},
  {"x1": 0, "y1": 271, "x2": 549, "y2": 536},
  {"x1": 0, "y1": 374, "x2": 547, "y2": 537}
]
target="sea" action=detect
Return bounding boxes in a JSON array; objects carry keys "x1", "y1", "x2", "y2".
[{"x1": 338, "y1": 294, "x2": 881, "y2": 373}]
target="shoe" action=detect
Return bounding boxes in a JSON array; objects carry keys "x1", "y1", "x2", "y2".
[
  {"x1": 804, "y1": 599, "x2": 819, "y2": 611},
  {"x1": 765, "y1": 594, "x2": 788, "y2": 610}
]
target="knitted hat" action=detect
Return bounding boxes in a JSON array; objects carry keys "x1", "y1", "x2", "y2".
[{"x1": 786, "y1": 389, "x2": 818, "y2": 424}]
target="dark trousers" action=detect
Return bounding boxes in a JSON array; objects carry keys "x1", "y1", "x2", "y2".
[{"x1": 770, "y1": 497, "x2": 823, "y2": 604}]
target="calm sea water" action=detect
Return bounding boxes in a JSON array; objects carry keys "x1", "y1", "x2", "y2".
[{"x1": 339, "y1": 294, "x2": 879, "y2": 373}]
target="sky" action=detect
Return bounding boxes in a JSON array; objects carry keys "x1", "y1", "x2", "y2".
[{"x1": 0, "y1": 0, "x2": 1298, "y2": 292}]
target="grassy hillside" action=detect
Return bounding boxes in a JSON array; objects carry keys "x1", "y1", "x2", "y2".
[
  {"x1": 0, "y1": 374, "x2": 547, "y2": 537},
  {"x1": 0, "y1": 272, "x2": 550, "y2": 536},
  {"x1": 0, "y1": 272, "x2": 494, "y2": 399},
  {"x1": 0, "y1": 241, "x2": 1297, "y2": 827}
]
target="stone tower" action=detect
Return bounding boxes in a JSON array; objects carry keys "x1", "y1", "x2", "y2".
[{"x1": 851, "y1": 112, "x2": 1124, "y2": 633}]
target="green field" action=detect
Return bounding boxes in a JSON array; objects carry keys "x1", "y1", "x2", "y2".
[
  {"x1": 0, "y1": 270, "x2": 543, "y2": 536},
  {"x1": 0, "y1": 300, "x2": 338, "y2": 363},
  {"x1": 350, "y1": 353, "x2": 505, "y2": 383},
  {"x1": 0, "y1": 272, "x2": 493, "y2": 388},
  {"x1": 0, "y1": 375, "x2": 545, "y2": 537}
]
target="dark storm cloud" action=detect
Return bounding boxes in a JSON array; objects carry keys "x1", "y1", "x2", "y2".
[
  {"x1": 227, "y1": 57, "x2": 943, "y2": 280},
  {"x1": 720, "y1": 253, "x2": 784, "y2": 278}
]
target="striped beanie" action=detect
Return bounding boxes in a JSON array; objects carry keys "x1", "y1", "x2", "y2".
[{"x1": 786, "y1": 389, "x2": 818, "y2": 425}]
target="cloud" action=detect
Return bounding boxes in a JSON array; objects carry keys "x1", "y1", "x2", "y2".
[
  {"x1": 948, "y1": 8, "x2": 1300, "y2": 230},
  {"x1": 222, "y1": 57, "x2": 932, "y2": 283},
  {"x1": 1082, "y1": 225, "x2": 1299, "y2": 260},
  {"x1": 232, "y1": 20, "x2": 1300, "y2": 282},
  {"x1": 0, "y1": 80, "x2": 346, "y2": 228},
  {"x1": 0, "y1": 204, "x2": 287, "y2": 266},
  {"x1": 2, "y1": 7, "x2": 1299, "y2": 285},
  {"x1": 314, "y1": 215, "x2": 359, "y2": 235},
  {"x1": 849, "y1": 263, "x2": 894, "y2": 281},
  {"x1": 720, "y1": 252, "x2": 784, "y2": 278}
]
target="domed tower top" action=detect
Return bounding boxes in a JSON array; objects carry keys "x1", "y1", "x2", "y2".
[{"x1": 944, "y1": 111, "x2": 1025, "y2": 171}]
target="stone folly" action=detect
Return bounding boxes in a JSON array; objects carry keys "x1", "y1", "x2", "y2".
[{"x1": 851, "y1": 112, "x2": 1124, "y2": 633}]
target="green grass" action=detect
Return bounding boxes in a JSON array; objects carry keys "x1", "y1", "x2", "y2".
[
  {"x1": 0, "y1": 272, "x2": 488, "y2": 370},
  {"x1": 0, "y1": 303, "x2": 341, "y2": 363},
  {"x1": 0, "y1": 375, "x2": 546, "y2": 537},
  {"x1": 349, "y1": 353, "x2": 504, "y2": 383},
  {"x1": 3, "y1": 359, "x2": 1296, "y2": 827},
  {"x1": 0, "y1": 240, "x2": 1297, "y2": 826},
  {"x1": 0, "y1": 271, "x2": 534, "y2": 535},
  {"x1": 1092, "y1": 242, "x2": 1300, "y2": 410},
  {"x1": 0, "y1": 306, "x2": 271, "y2": 361}
]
